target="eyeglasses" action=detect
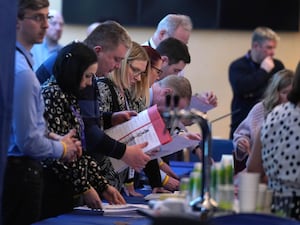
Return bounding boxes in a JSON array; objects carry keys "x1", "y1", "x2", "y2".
[
  {"x1": 128, "y1": 62, "x2": 146, "y2": 77},
  {"x1": 151, "y1": 65, "x2": 163, "y2": 76},
  {"x1": 23, "y1": 14, "x2": 53, "y2": 23}
]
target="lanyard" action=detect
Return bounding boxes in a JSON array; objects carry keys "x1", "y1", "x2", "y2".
[
  {"x1": 70, "y1": 105, "x2": 86, "y2": 150},
  {"x1": 16, "y1": 46, "x2": 33, "y2": 70}
]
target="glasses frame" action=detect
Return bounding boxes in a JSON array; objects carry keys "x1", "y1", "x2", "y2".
[
  {"x1": 128, "y1": 62, "x2": 147, "y2": 77},
  {"x1": 23, "y1": 14, "x2": 53, "y2": 23},
  {"x1": 151, "y1": 65, "x2": 163, "y2": 76}
]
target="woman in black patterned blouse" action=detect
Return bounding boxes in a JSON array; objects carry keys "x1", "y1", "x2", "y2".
[{"x1": 41, "y1": 42, "x2": 125, "y2": 217}]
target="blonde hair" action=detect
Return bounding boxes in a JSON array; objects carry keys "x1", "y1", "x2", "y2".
[
  {"x1": 262, "y1": 69, "x2": 294, "y2": 116},
  {"x1": 109, "y1": 41, "x2": 150, "y2": 105}
]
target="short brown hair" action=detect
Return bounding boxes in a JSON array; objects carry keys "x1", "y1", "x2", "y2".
[
  {"x1": 83, "y1": 20, "x2": 131, "y2": 52},
  {"x1": 18, "y1": 0, "x2": 49, "y2": 19},
  {"x1": 158, "y1": 75, "x2": 192, "y2": 104}
]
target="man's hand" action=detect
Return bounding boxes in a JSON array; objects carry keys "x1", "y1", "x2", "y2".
[
  {"x1": 260, "y1": 56, "x2": 274, "y2": 73},
  {"x1": 83, "y1": 186, "x2": 103, "y2": 209},
  {"x1": 60, "y1": 129, "x2": 82, "y2": 162},
  {"x1": 111, "y1": 111, "x2": 137, "y2": 126},
  {"x1": 121, "y1": 142, "x2": 150, "y2": 172},
  {"x1": 101, "y1": 185, "x2": 126, "y2": 204},
  {"x1": 199, "y1": 91, "x2": 218, "y2": 107},
  {"x1": 152, "y1": 187, "x2": 171, "y2": 194},
  {"x1": 163, "y1": 176, "x2": 179, "y2": 191},
  {"x1": 123, "y1": 183, "x2": 143, "y2": 197},
  {"x1": 181, "y1": 132, "x2": 202, "y2": 141}
]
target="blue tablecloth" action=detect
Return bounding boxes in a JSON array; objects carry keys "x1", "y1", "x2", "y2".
[
  {"x1": 33, "y1": 210, "x2": 300, "y2": 225},
  {"x1": 211, "y1": 213, "x2": 300, "y2": 225},
  {"x1": 32, "y1": 212, "x2": 151, "y2": 225}
]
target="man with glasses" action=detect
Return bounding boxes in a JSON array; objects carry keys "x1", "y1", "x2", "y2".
[
  {"x1": 2, "y1": 1, "x2": 81, "y2": 225},
  {"x1": 31, "y1": 9, "x2": 64, "y2": 72}
]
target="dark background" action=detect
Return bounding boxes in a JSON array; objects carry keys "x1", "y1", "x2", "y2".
[{"x1": 63, "y1": 0, "x2": 300, "y2": 31}]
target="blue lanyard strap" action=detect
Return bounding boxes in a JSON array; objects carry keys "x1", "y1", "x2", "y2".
[{"x1": 70, "y1": 105, "x2": 86, "y2": 150}]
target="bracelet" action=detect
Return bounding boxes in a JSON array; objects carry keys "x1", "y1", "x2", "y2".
[
  {"x1": 162, "y1": 175, "x2": 170, "y2": 186},
  {"x1": 124, "y1": 181, "x2": 134, "y2": 187},
  {"x1": 83, "y1": 185, "x2": 92, "y2": 195},
  {"x1": 60, "y1": 141, "x2": 67, "y2": 159},
  {"x1": 159, "y1": 160, "x2": 164, "y2": 167}
]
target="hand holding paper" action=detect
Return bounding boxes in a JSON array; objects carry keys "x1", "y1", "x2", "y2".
[{"x1": 105, "y1": 105, "x2": 172, "y2": 172}]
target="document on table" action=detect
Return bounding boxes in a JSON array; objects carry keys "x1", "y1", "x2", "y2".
[
  {"x1": 74, "y1": 203, "x2": 149, "y2": 216},
  {"x1": 105, "y1": 105, "x2": 172, "y2": 172}
]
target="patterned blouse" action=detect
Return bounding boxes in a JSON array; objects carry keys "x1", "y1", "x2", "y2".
[
  {"x1": 96, "y1": 77, "x2": 146, "y2": 184},
  {"x1": 96, "y1": 77, "x2": 145, "y2": 113},
  {"x1": 261, "y1": 102, "x2": 300, "y2": 195},
  {"x1": 42, "y1": 81, "x2": 109, "y2": 194}
]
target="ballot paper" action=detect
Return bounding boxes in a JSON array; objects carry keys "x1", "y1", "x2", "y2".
[
  {"x1": 105, "y1": 105, "x2": 172, "y2": 172},
  {"x1": 153, "y1": 135, "x2": 199, "y2": 159},
  {"x1": 188, "y1": 94, "x2": 216, "y2": 112}
]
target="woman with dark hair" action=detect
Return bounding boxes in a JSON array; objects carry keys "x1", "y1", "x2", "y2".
[
  {"x1": 143, "y1": 45, "x2": 163, "y2": 85},
  {"x1": 41, "y1": 42, "x2": 125, "y2": 218},
  {"x1": 248, "y1": 63, "x2": 300, "y2": 220}
]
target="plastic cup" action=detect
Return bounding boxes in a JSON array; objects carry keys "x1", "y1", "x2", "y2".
[
  {"x1": 238, "y1": 172, "x2": 259, "y2": 212},
  {"x1": 256, "y1": 183, "x2": 267, "y2": 212}
]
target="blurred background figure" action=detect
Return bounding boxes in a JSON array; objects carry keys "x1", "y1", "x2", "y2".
[
  {"x1": 247, "y1": 63, "x2": 300, "y2": 220},
  {"x1": 229, "y1": 26, "x2": 284, "y2": 139},
  {"x1": 233, "y1": 69, "x2": 294, "y2": 175},
  {"x1": 31, "y1": 9, "x2": 64, "y2": 71}
]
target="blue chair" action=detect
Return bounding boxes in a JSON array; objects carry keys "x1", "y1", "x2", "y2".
[{"x1": 189, "y1": 138, "x2": 233, "y2": 162}]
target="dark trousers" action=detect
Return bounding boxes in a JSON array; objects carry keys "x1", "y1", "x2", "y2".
[
  {"x1": 40, "y1": 168, "x2": 74, "y2": 220},
  {"x1": 2, "y1": 157, "x2": 43, "y2": 225}
]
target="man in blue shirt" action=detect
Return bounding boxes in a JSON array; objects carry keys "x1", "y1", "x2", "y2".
[{"x1": 2, "y1": 1, "x2": 81, "y2": 225}]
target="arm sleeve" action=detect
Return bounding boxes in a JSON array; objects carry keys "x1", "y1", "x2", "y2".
[
  {"x1": 143, "y1": 159, "x2": 163, "y2": 188},
  {"x1": 84, "y1": 120, "x2": 126, "y2": 159},
  {"x1": 79, "y1": 83, "x2": 126, "y2": 159},
  {"x1": 13, "y1": 67, "x2": 62, "y2": 159}
]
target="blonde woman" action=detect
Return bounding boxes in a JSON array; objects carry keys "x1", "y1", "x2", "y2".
[
  {"x1": 233, "y1": 69, "x2": 294, "y2": 173},
  {"x1": 97, "y1": 41, "x2": 167, "y2": 196}
]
